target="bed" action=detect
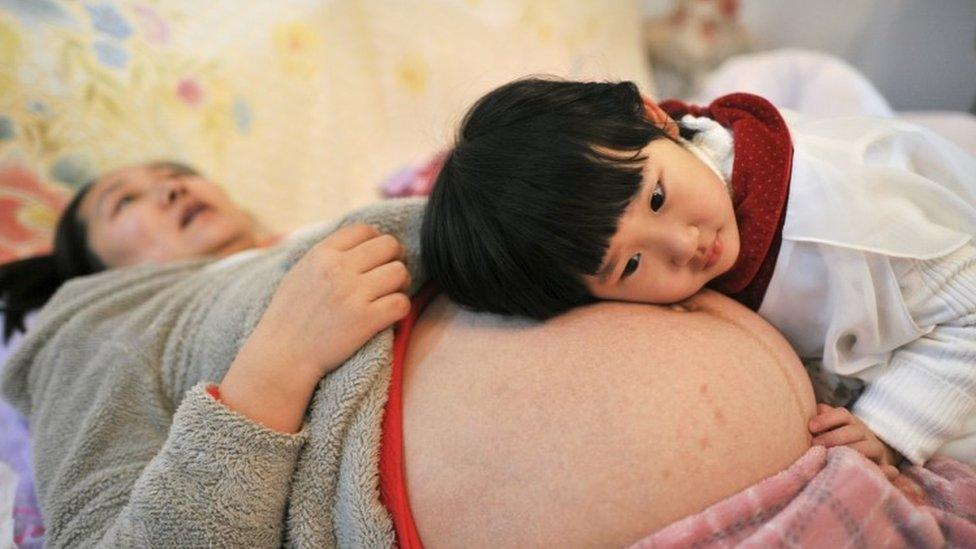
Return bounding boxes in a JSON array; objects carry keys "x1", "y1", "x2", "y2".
[{"x1": 1, "y1": 1, "x2": 975, "y2": 546}]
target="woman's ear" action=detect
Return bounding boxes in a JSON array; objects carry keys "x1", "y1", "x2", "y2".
[{"x1": 641, "y1": 94, "x2": 680, "y2": 139}]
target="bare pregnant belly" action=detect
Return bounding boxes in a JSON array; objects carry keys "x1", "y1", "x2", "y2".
[{"x1": 402, "y1": 289, "x2": 816, "y2": 547}]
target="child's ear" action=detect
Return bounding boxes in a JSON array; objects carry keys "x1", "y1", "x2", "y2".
[{"x1": 641, "y1": 94, "x2": 680, "y2": 140}]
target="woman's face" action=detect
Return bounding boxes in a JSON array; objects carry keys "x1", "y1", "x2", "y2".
[{"x1": 79, "y1": 162, "x2": 257, "y2": 268}]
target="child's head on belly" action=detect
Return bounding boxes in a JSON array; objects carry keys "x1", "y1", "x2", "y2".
[{"x1": 422, "y1": 77, "x2": 740, "y2": 319}]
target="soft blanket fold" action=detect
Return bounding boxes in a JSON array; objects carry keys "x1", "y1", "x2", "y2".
[
  {"x1": 1, "y1": 198, "x2": 427, "y2": 548},
  {"x1": 632, "y1": 445, "x2": 976, "y2": 548}
]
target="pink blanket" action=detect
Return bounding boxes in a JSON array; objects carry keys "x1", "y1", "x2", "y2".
[{"x1": 632, "y1": 446, "x2": 976, "y2": 548}]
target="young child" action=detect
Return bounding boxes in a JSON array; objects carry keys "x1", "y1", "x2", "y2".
[{"x1": 421, "y1": 78, "x2": 976, "y2": 470}]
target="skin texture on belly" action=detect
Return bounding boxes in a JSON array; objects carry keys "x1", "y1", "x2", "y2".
[{"x1": 402, "y1": 290, "x2": 816, "y2": 547}]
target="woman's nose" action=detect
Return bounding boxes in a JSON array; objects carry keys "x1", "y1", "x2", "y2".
[{"x1": 159, "y1": 179, "x2": 187, "y2": 206}]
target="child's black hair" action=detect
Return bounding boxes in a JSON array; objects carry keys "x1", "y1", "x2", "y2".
[{"x1": 421, "y1": 77, "x2": 678, "y2": 319}]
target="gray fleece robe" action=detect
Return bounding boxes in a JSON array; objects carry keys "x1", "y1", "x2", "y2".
[{"x1": 1, "y1": 198, "x2": 427, "y2": 548}]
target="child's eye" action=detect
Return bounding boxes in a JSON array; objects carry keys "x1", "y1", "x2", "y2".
[
  {"x1": 622, "y1": 253, "x2": 641, "y2": 279},
  {"x1": 649, "y1": 182, "x2": 665, "y2": 212}
]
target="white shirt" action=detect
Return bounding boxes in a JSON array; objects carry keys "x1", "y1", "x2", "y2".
[{"x1": 753, "y1": 112, "x2": 976, "y2": 465}]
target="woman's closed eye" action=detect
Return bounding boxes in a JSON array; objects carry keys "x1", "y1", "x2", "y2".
[{"x1": 114, "y1": 194, "x2": 135, "y2": 215}]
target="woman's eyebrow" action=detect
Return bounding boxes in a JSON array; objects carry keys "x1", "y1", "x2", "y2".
[
  {"x1": 151, "y1": 165, "x2": 182, "y2": 178},
  {"x1": 148, "y1": 161, "x2": 196, "y2": 176},
  {"x1": 95, "y1": 179, "x2": 126, "y2": 217}
]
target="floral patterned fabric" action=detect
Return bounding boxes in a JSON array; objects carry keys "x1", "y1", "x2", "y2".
[{"x1": 0, "y1": 0, "x2": 652, "y2": 258}]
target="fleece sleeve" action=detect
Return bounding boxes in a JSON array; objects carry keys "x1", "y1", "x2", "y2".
[{"x1": 38, "y1": 383, "x2": 306, "y2": 548}]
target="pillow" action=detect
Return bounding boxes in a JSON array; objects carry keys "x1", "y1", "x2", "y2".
[
  {"x1": 1, "y1": 0, "x2": 652, "y2": 233},
  {"x1": 0, "y1": 164, "x2": 66, "y2": 262}
]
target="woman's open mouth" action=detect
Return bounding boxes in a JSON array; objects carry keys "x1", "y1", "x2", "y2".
[{"x1": 180, "y1": 202, "x2": 210, "y2": 229}]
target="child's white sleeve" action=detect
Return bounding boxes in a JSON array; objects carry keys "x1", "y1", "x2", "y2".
[{"x1": 852, "y1": 243, "x2": 976, "y2": 465}]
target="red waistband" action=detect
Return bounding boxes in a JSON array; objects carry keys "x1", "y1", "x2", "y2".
[{"x1": 379, "y1": 284, "x2": 439, "y2": 549}]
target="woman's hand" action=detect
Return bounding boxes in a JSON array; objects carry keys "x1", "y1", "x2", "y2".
[
  {"x1": 249, "y1": 223, "x2": 411, "y2": 378},
  {"x1": 219, "y1": 223, "x2": 411, "y2": 433},
  {"x1": 809, "y1": 403, "x2": 903, "y2": 480}
]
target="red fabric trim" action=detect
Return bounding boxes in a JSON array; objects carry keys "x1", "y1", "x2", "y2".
[
  {"x1": 660, "y1": 93, "x2": 794, "y2": 310},
  {"x1": 379, "y1": 284, "x2": 439, "y2": 549},
  {"x1": 206, "y1": 384, "x2": 221, "y2": 402}
]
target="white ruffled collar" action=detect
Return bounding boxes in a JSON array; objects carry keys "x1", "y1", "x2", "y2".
[{"x1": 679, "y1": 114, "x2": 735, "y2": 187}]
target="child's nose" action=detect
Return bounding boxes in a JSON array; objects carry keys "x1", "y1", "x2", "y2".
[{"x1": 667, "y1": 225, "x2": 699, "y2": 267}]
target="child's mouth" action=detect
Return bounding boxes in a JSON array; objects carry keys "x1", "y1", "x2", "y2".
[{"x1": 704, "y1": 234, "x2": 722, "y2": 269}]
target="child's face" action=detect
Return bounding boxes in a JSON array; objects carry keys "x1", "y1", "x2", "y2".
[{"x1": 584, "y1": 138, "x2": 739, "y2": 304}]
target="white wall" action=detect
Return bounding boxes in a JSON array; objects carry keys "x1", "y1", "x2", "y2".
[{"x1": 641, "y1": 0, "x2": 976, "y2": 112}]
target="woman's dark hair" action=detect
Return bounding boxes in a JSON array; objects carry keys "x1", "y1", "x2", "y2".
[
  {"x1": 0, "y1": 161, "x2": 201, "y2": 342},
  {"x1": 422, "y1": 77, "x2": 682, "y2": 319},
  {"x1": 0, "y1": 182, "x2": 106, "y2": 342}
]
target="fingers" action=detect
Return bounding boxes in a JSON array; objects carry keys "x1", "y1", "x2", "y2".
[
  {"x1": 321, "y1": 223, "x2": 382, "y2": 252},
  {"x1": 362, "y1": 260, "x2": 411, "y2": 301},
  {"x1": 846, "y1": 439, "x2": 885, "y2": 462},
  {"x1": 810, "y1": 405, "x2": 898, "y2": 470},
  {"x1": 347, "y1": 233, "x2": 403, "y2": 273},
  {"x1": 319, "y1": 224, "x2": 404, "y2": 274},
  {"x1": 881, "y1": 465, "x2": 900, "y2": 481},
  {"x1": 809, "y1": 404, "x2": 855, "y2": 434},
  {"x1": 313, "y1": 223, "x2": 412, "y2": 324},
  {"x1": 810, "y1": 406, "x2": 869, "y2": 449},
  {"x1": 812, "y1": 424, "x2": 865, "y2": 448},
  {"x1": 369, "y1": 292, "x2": 412, "y2": 330},
  {"x1": 361, "y1": 260, "x2": 411, "y2": 330}
]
